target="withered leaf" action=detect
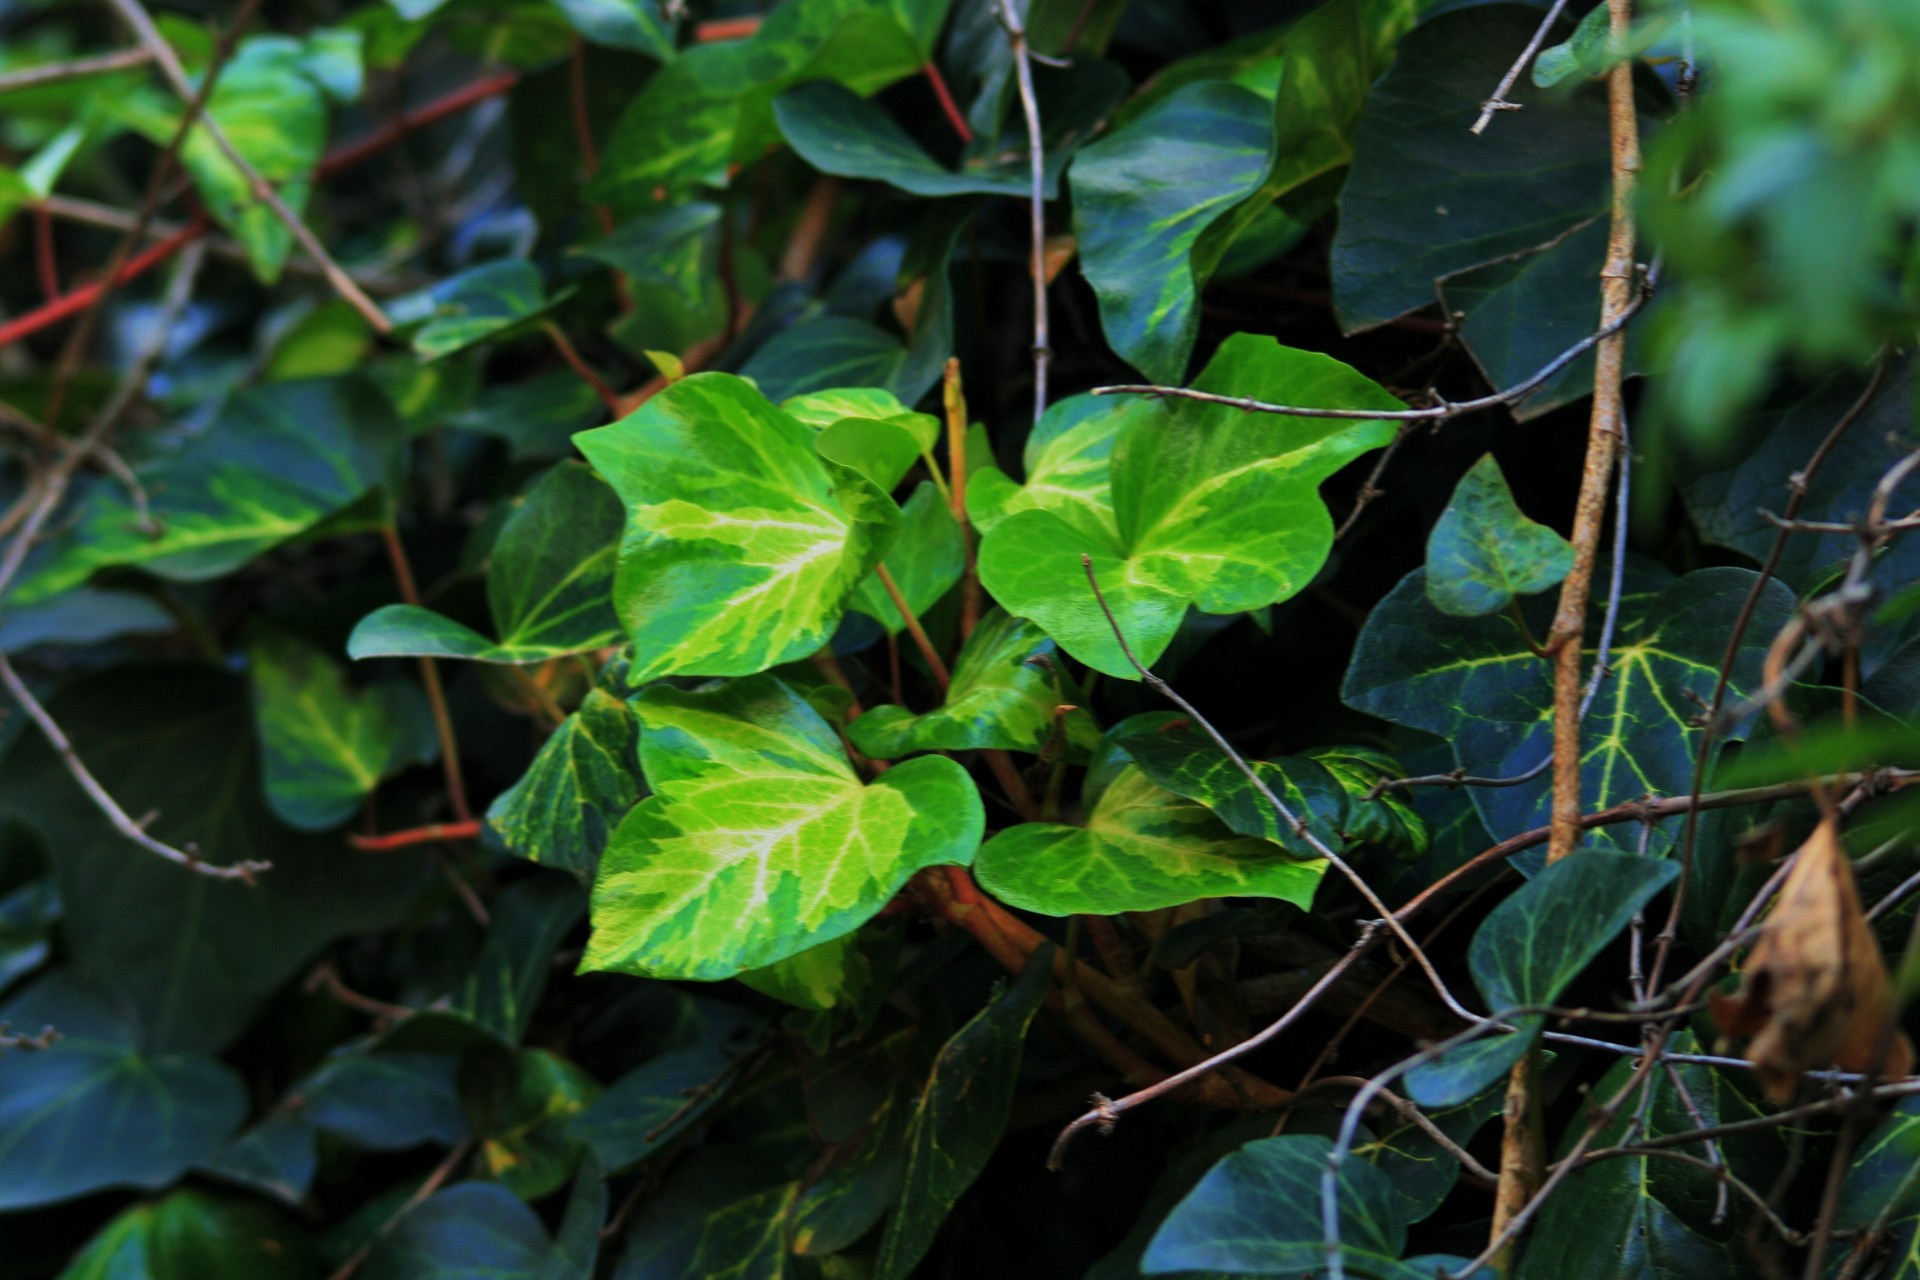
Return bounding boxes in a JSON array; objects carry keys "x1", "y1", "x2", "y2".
[{"x1": 1711, "y1": 818, "x2": 1914, "y2": 1103}]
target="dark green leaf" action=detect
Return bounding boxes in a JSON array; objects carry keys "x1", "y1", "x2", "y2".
[
  {"x1": 452, "y1": 371, "x2": 605, "y2": 463},
  {"x1": 1425, "y1": 453, "x2": 1574, "y2": 616},
  {"x1": 14, "y1": 378, "x2": 401, "y2": 605},
  {"x1": 848, "y1": 608, "x2": 1100, "y2": 757},
  {"x1": 612, "y1": 1149, "x2": 795, "y2": 1280},
  {"x1": 0, "y1": 587, "x2": 174, "y2": 654},
  {"x1": 451, "y1": 874, "x2": 586, "y2": 1044},
  {"x1": 974, "y1": 764, "x2": 1326, "y2": 915},
  {"x1": 0, "y1": 877, "x2": 57, "y2": 994},
  {"x1": 1343, "y1": 567, "x2": 1795, "y2": 853},
  {"x1": 1142, "y1": 1134, "x2": 1417, "y2": 1278},
  {"x1": 789, "y1": 1082, "x2": 911, "y2": 1255},
  {"x1": 552, "y1": 0, "x2": 676, "y2": 58},
  {"x1": 476, "y1": 1050, "x2": 601, "y2": 1201},
  {"x1": 1361, "y1": 1086, "x2": 1505, "y2": 1224},
  {"x1": 0, "y1": 1039, "x2": 245, "y2": 1209},
  {"x1": 977, "y1": 335, "x2": 1401, "y2": 677},
  {"x1": 575, "y1": 373, "x2": 901, "y2": 681},
  {"x1": 1071, "y1": 81, "x2": 1275, "y2": 384},
  {"x1": 195, "y1": 1107, "x2": 316, "y2": 1206},
  {"x1": 585, "y1": 676, "x2": 982, "y2": 979},
  {"x1": 362, "y1": 1183, "x2": 549, "y2": 1280},
  {"x1": 487, "y1": 689, "x2": 645, "y2": 881},
  {"x1": 1119, "y1": 717, "x2": 1349, "y2": 858},
  {"x1": 1830, "y1": 1096, "x2": 1920, "y2": 1277},
  {"x1": 1331, "y1": 6, "x2": 1612, "y2": 331},
  {"x1": 390, "y1": 259, "x2": 562, "y2": 361},
  {"x1": 351, "y1": 462, "x2": 623, "y2": 665},
  {"x1": 60, "y1": 1187, "x2": 316, "y2": 1280},
  {"x1": 537, "y1": 1152, "x2": 607, "y2": 1280},
  {"x1": 873, "y1": 945, "x2": 1051, "y2": 1280},
  {"x1": 248, "y1": 628, "x2": 436, "y2": 830},
  {"x1": 0, "y1": 669, "x2": 429, "y2": 1052},
  {"x1": 1303, "y1": 746, "x2": 1431, "y2": 860},
  {"x1": 300, "y1": 1052, "x2": 467, "y2": 1150}
]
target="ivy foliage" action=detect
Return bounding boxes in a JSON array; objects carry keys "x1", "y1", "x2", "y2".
[{"x1": 1, "y1": 1, "x2": 1918, "y2": 1278}]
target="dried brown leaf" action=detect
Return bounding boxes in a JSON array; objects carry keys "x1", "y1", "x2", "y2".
[{"x1": 1710, "y1": 818, "x2": 1914, "y2": 1102}]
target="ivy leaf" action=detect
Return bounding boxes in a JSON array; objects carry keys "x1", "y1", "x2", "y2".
[
  {"x1": 774, "y1": 57, "x2": 1127, "y2": 199},
  {"x1": 611, "y1": 1151, "x2": 796, "y2": 1280},
  {"x1": 388, "y1": 259, "x2": 564, "y2": 361},
  {"x1": 1679, "y1": 363, "x2": 1919, "y2": 593},
  {"x1": 247, "y1": 629, "x2": 436, "y2": 831},
  {"x1": 790, "y1": 1080, "x2": 912, "y2": 1256},
  {"x1": 486, "y1": 689, "x2": 645, "y2": 882},
  {"x1": 965, "y1": 392, "x2": 1127, "y2": 540},
  {"x1": 975, "y1": 765, "x2": 1325, "y2": 916},
  {"x1": 785, "y1": 388, "x2": 940, "y2": 494},
  {"x1": 592, "y1": 0, "x2": 938, "y2": 206},
  {"x1": 1142, "y1": 1134, "x2": 1419, "y2": 1278},
  {"x1": 59, "y1": 1187, "x2": 315, "y2": 1280},
  {"x1": 361, "y1": 1183, "x2": 550, "y2": 1280},
  {"x1": 849, "y1": 483, "x2": 965, "y2": 635},
  {"x1": 583, "y1": 675, "x2": 982, "y2": 980},
  {"x1": 450, "y1": 875, "x2": 586, "y2": 1045},
  {"x1": 1330, "y1": 6, "x2": 1612, "y2": 332},
  {"x1": 977, "y1": 335, "x2": 1402, "y2": 678},
  {"x1": 167, "y1": 39, "x2": 327, "y2": 283},
  {"x1": 575, "y1": 374, "x2": 901, "y2": 682},
  {"x1": 1830, "y1": 1096, "x2": 1920, "y2": 1273},
  {"x1": 299, "y1": 1052, "x2": 467, "y2": 1151},
  {"x1": 1303, "y1": 745, "x2": 1431, "y2": 860},
  {"x1": 1118, "y1": 717, "x2": 1350, "y2": 859},
  {"x1": 453, "y1": 370, "x2": 604, "y2": 463},
  {"x1": 0, "y1": 1039, "x2": 245, "y2": 1210},
  {"x1": 570, "y1": 1001, "x2": 767, "y2": 1173},
  {"x1": 1343, "y1": 567, "x2": 1795, "y2": 854},
  {"x1": 1362, "y1": 1086, "x2": 1505, "y2": 1224},
  {"x1": 475, "y1": 1050, "x2": 602, "y2": 1201},
  {"x1": 349, "y1": 462, "x2": 623, "y2": 665},
  {"x1": 873, "y1": 946, "x2": 1051, "y2": 1280},
  {"x1": 0, "y1": 587, "x2": 173, "y2": 654},
  {"x1": 1407, "y1": 852, "x2": 1677, "y2": 1107},
  {"x1": 551, "y1": 0, "x2": 676, "y2": 59},
  {"x1": 14, "y1": 378, "x2": 401, "y2": 606},
  {"x1": 1071, "y1": 81, "x2": 1276, "y2": 384},
  {"x1": 0, "y1": 669, "x2": 428, "y2": 1053},
  {"x1": 1516, "y1": 1036, "x2": 1743, "y2": 1280},
  {"x1": 849, "y1": 609, "x2": 1101, "y2": 758},
  {"x1": 1425, "y1": 453, "x2": 1574, "y2": 617}
]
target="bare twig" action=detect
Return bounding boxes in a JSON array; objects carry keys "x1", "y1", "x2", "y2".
[
  {"x1": 323, "y1": 1140, "x2": 473, "y2": 1280},
  {"x1": 1469, "y1": 0, "x2": 1575, "y2": 134},
  {"x1": 994, "y1": 0, "x2": 1051, "y2": 425},
  {"x1": 1093, "y1": 284, "x2": 1650, "y2": 422},
  {"x1": 0, "y1": 47, "x2": 154, "y2": 95},
  {"x1": 107, "y1": 0, "x2": 393, "y2": 333},
  {"x1": 0, "y1": 652, "x2": 269, "y2": 882}
]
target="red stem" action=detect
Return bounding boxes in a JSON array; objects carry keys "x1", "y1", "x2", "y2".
[
  {"x1": 33, "y1": 205, "x2": 59, "y2": 300},
  {"x1": 0, "y1": 215, "x2": 209, "y2": 351},
  {"x1": 350, "y1": 820, "x2": 483, "y2": 852},
  {"x1": 923, "y1": 62, "x2": 972, "y2": 144},
  {"x1": 316, "y1": 71, "x2": 520, "y2": 178}
]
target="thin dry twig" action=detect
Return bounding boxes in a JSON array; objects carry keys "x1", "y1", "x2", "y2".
[
  {"x1": 1093, "y1": 284, "x2": 1650, "y2": 422},
  {"x1": 1470, "y1": 0, "x2": 1575, "y2": 134},
  {"x1": 0, "y1": 47, "x2": 153, "y2": 95},
  {"x1": 107, "y1": 0, "x2": 393, "y2": 333},
  {"x1": 994, "y1": 0, "x2": 1051, "y2": 425}
]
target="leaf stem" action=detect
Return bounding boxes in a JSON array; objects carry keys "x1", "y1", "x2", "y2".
[
  {"x1": 380, "y1": 524, "x2": 473, "y2": 824},
  {"x1": 349, "y1": 820, "x2": 483, "y2": 851},
  {"x1": 874, "y1": 562, "x2": 950, "y2": 691}
]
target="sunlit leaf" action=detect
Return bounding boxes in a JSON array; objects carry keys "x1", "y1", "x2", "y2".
[{"x1": 487, "y1": 689, "x2": 645, "y2": 882}]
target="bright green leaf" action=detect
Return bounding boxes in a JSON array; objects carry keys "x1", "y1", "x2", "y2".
[
  {"x1": 349, "y1": 462, "x2": 623, "y2": 664},
  {"x1": 575, "y1": 373, "x2": 901, "y2": 682},
  {"x1": 1425, "y1": 453, "x2": 1574, "y2": 617},
  {"x1": 974, "y1": 765, "x2": 1326, "y2": 916},
  {"x1": 848, "y1": 608, "x2": 1100, "y2": 758},
  {"x1": 977, "y1": 334, "x2": 1402, "y2": 678},
  {"x1": 584, "y1": 675, "x2": 982, "y2": 979}
]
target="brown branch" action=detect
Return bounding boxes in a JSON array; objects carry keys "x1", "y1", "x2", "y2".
[
  {"x1": 0, "y1": 47, "x2": 154, "y2": 95},
  {"x1": 874, "y1": 563, "x2": 951, "y2": 690},
  {"x1": 1469, "y1": 0, "x2": 1575, "y2": 134},
  {"x1": 0, "y1": 652, "x2": 269, "y2": 882},
  {"x1": 541, "y1": 322, "x2": 621, "y2": 415},
  {"x1": 379, "y1": 526, "x2": 473, "y2": 824}
]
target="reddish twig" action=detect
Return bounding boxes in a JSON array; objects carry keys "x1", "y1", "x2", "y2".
[
  {"x1": 542, "y1": 322, "x2": 622, "y2": 415},
  {"x1": 923, "y1": 62, "x2": 973, "y2": 143},
  {"x1": 317, "y1": 72, "x2": 519, "y2": 177},
  {"x1": 379, "y1": 525, "x2": 473, "y2": 824},
  {"x1": 0, "y1": 215, "x2": 209, "y2": 351},
  {"x1": 32, "y1": 205, "x2": 59, "y2": 300},
  {"x1": 350, "y1": 820, "x2": 484, "y2": 851}
]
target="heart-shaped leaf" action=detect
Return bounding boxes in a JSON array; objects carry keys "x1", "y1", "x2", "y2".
[
  {"x1": 849, "y1": 609, "x2": 1100, "y2": 758},
  {"x1": 974, "y1": 765, "x2": 1325, "y2": 916},
  {"x1": 977, "y1": 335, "x2": 1402, "y2": 677},
  {"x1": 575, "y1": 374, "x2": 901, "y2": 682},
  {"x1": 1071, "y1": 80, "x2": 1276, "y2": 384},
  {"x1": 583, "y1": 675, "x2": 982, "y2": 979},
  {"x1": 486, "y1": 688, "x2": 645, "y2": 882},
  {"x1": 1343, "y1": 566, "x2": 1795, "y2": 853},
  {"x1": 965, "y1": 392, "x2": 1127, "y2": 540},
  {"x1": 248, "y1": 629, "x2": 436, "y2": 831},
  {"x1": 1425, "y1": 453, "x2": 1574, "y2": 616},
  {"x1": 349, "y1": 462, "x2": 623, "y2": 664}
]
